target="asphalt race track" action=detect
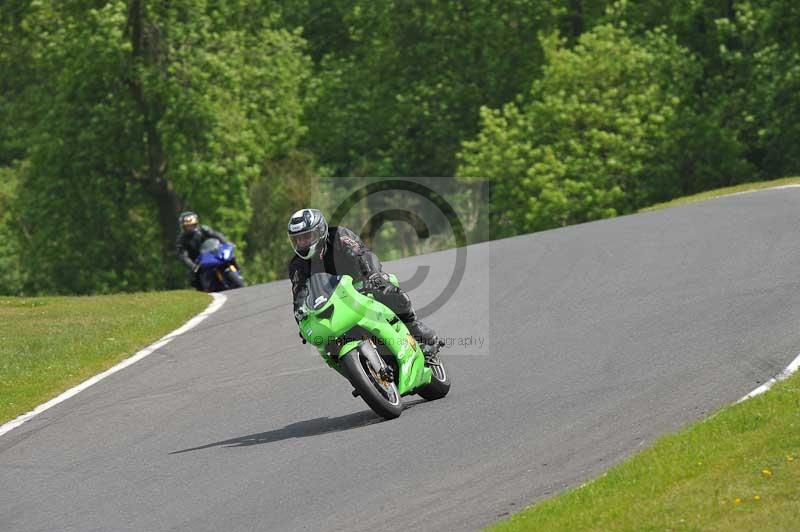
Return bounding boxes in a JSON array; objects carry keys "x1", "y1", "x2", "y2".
[{"x1": 3, "y1": 188, "x2": 800, "y2": 531}]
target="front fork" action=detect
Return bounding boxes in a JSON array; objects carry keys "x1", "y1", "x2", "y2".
[
  {"x1": 215, "y1": 263, "x2": 239, "y2": 284},
  {"x1": 326, "y1": 337, "x2": 431, "y2": 396}
]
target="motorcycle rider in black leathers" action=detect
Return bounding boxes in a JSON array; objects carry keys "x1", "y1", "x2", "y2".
[
  {"x1": 287, "y1": 208, "x2": 438, "y2": 348},
  {"x1": 176, "y1": 211, "x2": 230, "y2": 290}
]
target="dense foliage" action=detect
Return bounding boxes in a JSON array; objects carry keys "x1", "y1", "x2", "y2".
[
  {"x1": 1, "y1": 0, "x2": 798, "y2": 294},
  {"x1": 459, "y1": 25, "x2": 704, "y2": 235},
  {"x1": 1, "y1": 0, "x2": 310, "y2": 293},
  {"x1": 457, "y1": 1, "x2": 789, "y2": 234}
]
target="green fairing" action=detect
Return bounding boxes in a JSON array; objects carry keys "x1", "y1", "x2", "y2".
[{"x1": 299, "y1": 275, "x2": 431, "y2": 396}]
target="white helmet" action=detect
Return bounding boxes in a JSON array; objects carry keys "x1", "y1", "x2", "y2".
[{"x1": 287, "y1": 208, "x2": 328, "y2": 259}]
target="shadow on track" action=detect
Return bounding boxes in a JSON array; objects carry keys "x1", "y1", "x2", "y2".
[{"x1": 170, "y1": 401, "x2": 425, "y2": 454}]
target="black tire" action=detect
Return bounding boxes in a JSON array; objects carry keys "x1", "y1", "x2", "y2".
[
  {"x1": 224, "y1": 268, "x2": 245, "y2": 289},
  {"x1": 341, "y1": 346, "x2": 402, "y2": 420},
  {"x1": 417, "y1": 353, "x2": 450, "y2": 401}
]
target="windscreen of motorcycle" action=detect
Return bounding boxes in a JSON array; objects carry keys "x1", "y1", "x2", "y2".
[
  {"x1": 200, "y1": 238, "x2": 221, "y2": 255},
  {"x1": 306, "y1": 273, "x2": 340, "y2": 310}
]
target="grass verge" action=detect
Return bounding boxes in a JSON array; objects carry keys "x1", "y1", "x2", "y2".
[
  {"x1": 489, "y1": 371, "x2": 800, "y2": 531},
  {"x1": 640, "y1": 176, "x2": 800, "y2": 212},
  {"x1": 0, "y1": 290, "x2": 209, "y2": 425}
]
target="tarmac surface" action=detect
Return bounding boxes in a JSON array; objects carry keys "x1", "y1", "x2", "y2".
[{"x1": 2, "y1": 188, "x2": 799, "y2": 531}]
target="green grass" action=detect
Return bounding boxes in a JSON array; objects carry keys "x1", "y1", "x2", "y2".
[
  {"x1": 640, "y1": 176, "x2": 800, "y2": 212},
  {"x1": 0, "y1": 290, "x2": 209, "y2": 424},
  {"x1": 489, "y1": 372, "x2": 800, "y2": 531},
  {"x1": 490, "y1": 177, "x2": 800, "y2": 531}
]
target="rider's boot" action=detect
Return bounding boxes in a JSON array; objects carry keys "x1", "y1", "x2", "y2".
[
  {"x1": 399, "y1": 310, "x2": 444, "y2": 364},
  {"x1": 406, "y1": 319, "x2": 438, "y2": 346},
  {"x1": 398, "y1": 307, "x2": 439, "y2": 349},
  {"x1": 375, "y1": 283, "x2": 440, "y2": 350}
]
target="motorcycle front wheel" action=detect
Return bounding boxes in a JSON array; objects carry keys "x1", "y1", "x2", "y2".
[
  {"x1": 341, "y1": 345, "x2": 402, "y2": 420},
  {"x1": 223, "y1": 268, "x2": 245, "y2": 289}
]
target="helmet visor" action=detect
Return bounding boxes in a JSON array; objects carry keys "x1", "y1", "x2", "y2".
[
  {"x1": 181, "y1": 214, "x2": 199, "y2": 232},
  {"x1": 289, "y1": 227, "x2": 323, "y2": 256}
]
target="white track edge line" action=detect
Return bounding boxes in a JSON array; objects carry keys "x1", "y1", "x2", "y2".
[
  {"x1": 0, "y1": 292, "x2": 228, "y2": 438},
  {"x1": 737, "y1": 351, "x2": 800, "y2": 403}
]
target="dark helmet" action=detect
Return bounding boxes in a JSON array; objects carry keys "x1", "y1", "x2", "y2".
[
  {"x1": 287, "y1": 208, "x2": 328, "y2": 259},
  {"x1": 179, "y1": 211, "x2": 200, "y2": 233}
]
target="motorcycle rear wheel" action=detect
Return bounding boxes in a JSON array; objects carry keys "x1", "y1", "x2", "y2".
[{"x1": 417, "y1": 352, "x2": 450, "y2": 401}]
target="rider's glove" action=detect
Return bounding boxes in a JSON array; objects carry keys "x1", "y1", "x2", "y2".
[{"x1": 366, "y1": 272, "x2": 391, "y2": 293}]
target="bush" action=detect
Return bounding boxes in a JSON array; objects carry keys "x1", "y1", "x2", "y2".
[{"x1": 458, "y1": 25, "x2": 713, "y2": 236}]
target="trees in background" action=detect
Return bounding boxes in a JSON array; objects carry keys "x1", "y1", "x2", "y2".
[
  {"x1": 457, "y1": 0, "x2": 799, "y2": 236},
  {"x1": 458, "y1": 25, "x2": 702, "y2": 235},
  {"x1": 604, "y1": 0, "x2": 791, "y2": 184},
  {"x1": 301, "y1": 0, "x2": 562, "y2": 178},
  {"x1": 2, "y1": 0, "x2": 309, "y2": 293},
  {"x1": 1, "y1": 0, "x2": 799, "y2": 294},
  {"x1": 0, "y1": 166, "x2": 24, "y2": 294}
]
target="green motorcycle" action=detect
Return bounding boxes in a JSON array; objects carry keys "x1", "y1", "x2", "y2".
[{"x1": 296, "y1": 272, "x2": 450, "y2": 419}]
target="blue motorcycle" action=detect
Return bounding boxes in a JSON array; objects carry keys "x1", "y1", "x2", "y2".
[{"x1": 194, "y1": 238, "x2": 245, "y2": 292}]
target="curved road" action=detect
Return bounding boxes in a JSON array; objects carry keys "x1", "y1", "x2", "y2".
[{"x1": 3, "y1": 188, "x2": 800, "y2": 531}]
